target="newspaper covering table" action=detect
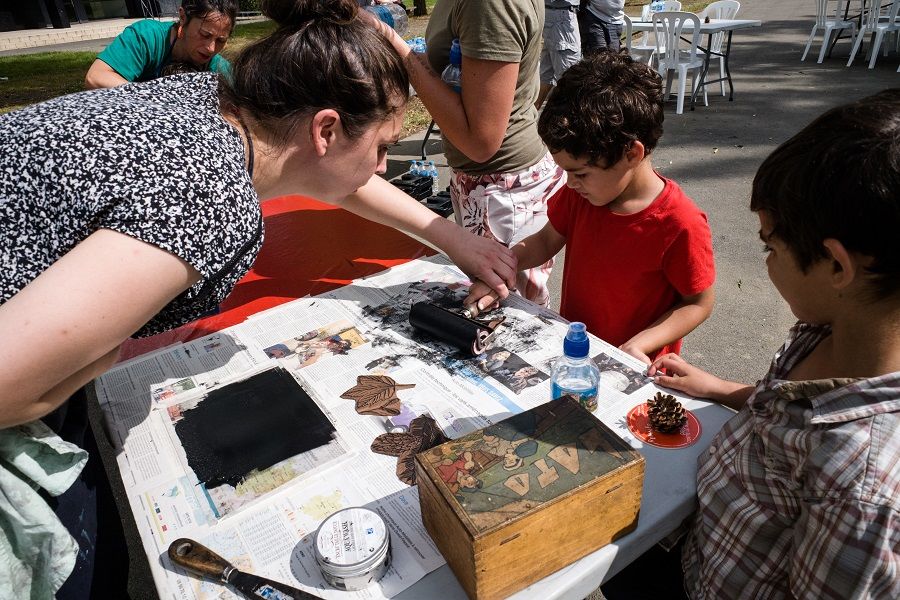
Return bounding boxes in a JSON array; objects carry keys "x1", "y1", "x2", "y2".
[{"x1": 95, "y1": 255, "x2": 732, "y2": 600}]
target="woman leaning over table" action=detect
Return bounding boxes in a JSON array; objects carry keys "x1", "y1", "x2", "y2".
[
  {"x1": 370, "y1": 0, "x2": 567, "y2": 306},
  {"x1": 0, "y1": 0, "x2": 515, "y2": 597},
  {"x1": 85, "y1": 0, "x2": 238, "y2": 88}
]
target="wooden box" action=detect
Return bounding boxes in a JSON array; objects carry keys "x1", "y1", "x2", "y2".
[{"x1": 415, "y1": 396, "x2": 644, "y2": 600}]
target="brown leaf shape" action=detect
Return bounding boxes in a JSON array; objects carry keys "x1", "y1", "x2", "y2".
[
  {"x1": 371, "y1": 432, "x2": 418, "y2": 457},
  {"x1": 340, "y1": 375, "x2": 414, "y2": 416},
  {"x1": 408, "y1": 414, "x2": 449, "y2": 449},
  {"x1": 370, "y1": 415, "x2": 449, "y2": 486}
]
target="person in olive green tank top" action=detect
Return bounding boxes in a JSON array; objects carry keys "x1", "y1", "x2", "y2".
[
  {"x1": 85, "y1": 0, "x2": 236, "y2": 89},
  {"x1": 369, "y1": 0, "x2": 567, "y2": 306}
]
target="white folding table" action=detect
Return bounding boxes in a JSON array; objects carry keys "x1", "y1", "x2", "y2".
[{"x1": 630, "y1": 18, "x2": 762, "y2": 111}]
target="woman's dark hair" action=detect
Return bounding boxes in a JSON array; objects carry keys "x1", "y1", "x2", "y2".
[
  {"x1": 538, "y1": 51, "x2": 664, "y2": 167},
  {"x1": 181, "y1": 0, "x2": 238, "y2": 29},
  {"x1": 220, "y1": 0, "x2": 409, "y2": 147},
  {"x1": 751, "y1": 89, "x2": 900, "y2": 301}
]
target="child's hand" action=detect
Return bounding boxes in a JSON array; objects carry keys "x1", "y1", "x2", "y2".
[
  {"x1": 649, "y1": 353, "x2": 722, "y2": 399},
  {"x1": 650, "y1": 353, "x2": 754, "y2": 409},
  {"x1": 618, "y1": 342, "x2": 651, "y2": 365},
  {"x1": 464, "y1": 280, "x2": 501, "y2": 314}
]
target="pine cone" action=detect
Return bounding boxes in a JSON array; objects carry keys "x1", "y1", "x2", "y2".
[{"x1": 647, "y1": 392, "x2": 686, "y2": 433}]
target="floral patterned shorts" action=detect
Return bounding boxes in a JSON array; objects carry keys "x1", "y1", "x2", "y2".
[{"x1": 449, "y1": 152, "x2": 566, "y2": 306}]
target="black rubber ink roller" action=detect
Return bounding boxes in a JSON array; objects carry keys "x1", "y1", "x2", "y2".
[{"x1": 409, "y1": 302, "x2": 502, "y2": 355}]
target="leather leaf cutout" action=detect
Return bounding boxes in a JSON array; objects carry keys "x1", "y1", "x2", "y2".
[
  {"x1": 371, "y1": 432, "x2": 419, "y2": 457},
  {"x1": 371, "y1": 415, "x2": 449, "y2": 486},
  {"x1": 340, "y1": 375, "x2": 415, "y2": 416}
]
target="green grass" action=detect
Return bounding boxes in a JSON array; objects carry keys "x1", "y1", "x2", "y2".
[
  {"x1": 0, "y1": 20, "x2": 279, "y2": 114},
  {"x1": 0, "y1": 51, "x2": 95, "y2": 114}
]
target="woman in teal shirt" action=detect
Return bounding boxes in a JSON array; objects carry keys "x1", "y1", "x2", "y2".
[{"x1": 85, "y1": 0, "x2": 236, "y2": 88}]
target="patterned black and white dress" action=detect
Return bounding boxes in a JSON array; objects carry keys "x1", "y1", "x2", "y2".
[
  {"x1": 0, "y1": 73, "x2": 263, "y2": 337},
  {"x1": 0, "y1": 73, "x2": 264, "y2": 597}
]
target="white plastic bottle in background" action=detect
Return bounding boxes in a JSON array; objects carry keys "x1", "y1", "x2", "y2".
[
  {"x1": 550, "y1": 322, "x2": 600, "y2": 412},
  {"x1": 441, "y1": 38, "x2": 462, "y2": 93},
  {"x1": 427, "y1": 160, "x2": 439, "y2": 194}
]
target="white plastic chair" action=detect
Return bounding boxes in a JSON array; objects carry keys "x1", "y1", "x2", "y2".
[
  {"x1": 846, "y1": 0, "x2": 900, "y2": 68},
  {"x1": 654, "y1": 11, "x2": 708, "y2": 114},
  {"x1": 801, "y1": 0, "x2": 858, "y2": 63},
  {"x1": 633, "y1": 0, "x2": 683, "y2": 64},
  {"x1": 699, "y1": 0, "x2": 740, "y2": 96},
  {"x1": 623, "y1": 14, "x2": 655, "y2": 63}
]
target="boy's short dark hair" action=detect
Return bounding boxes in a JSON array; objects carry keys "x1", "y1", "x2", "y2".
[
  {"x1": 751, "y1": 89, "x2": 900, "y2": 300},
  {"x1": 538, "y1": 51, "x2": 664, "y2": 167}
]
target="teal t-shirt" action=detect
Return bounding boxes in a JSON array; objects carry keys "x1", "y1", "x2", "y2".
[{"x1": 97, "y1": 19, "x2": 230, "y2": 82}]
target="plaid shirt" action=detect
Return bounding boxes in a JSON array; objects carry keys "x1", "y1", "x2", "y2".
[{"x1": 683, "y1": 322, "x2": 900, "y2": 599}]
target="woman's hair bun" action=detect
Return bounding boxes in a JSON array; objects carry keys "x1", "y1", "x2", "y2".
[{"x1": 262, "y1": 0, "x2": 357, "y2": 27}]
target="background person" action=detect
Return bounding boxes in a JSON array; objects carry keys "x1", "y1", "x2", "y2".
[
  {"x1": 0, "y1": 1, "x2": 514, "y2": 596},
  {"x1": 578, "y1": 0, "x2": 626, "y2": 55},
  {"x1": 372, "y1": 0, "x2": 567, "y2": 306},
  {"x1": 84, "y1": 0, "x2": 237, "y2": 89},
  {"x1": 536, "y1": 1, "x2": 581, "y2": 110}
]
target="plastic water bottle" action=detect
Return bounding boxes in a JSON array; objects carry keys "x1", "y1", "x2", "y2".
[
  {"x1": 406, "y1": 36, "x2": 426, "y2": 54},
  {"x1": 426, "y1": 160, "x2": 439, "y2": 194},
  {"x1": 441, "y1": 38, "x2": 462, "y2": 93},
  {"x1": 409, "y1": 159, "x2": 420, "y2": 176},
  {"x1": 364, "y1": 3, "x2": 409, "y2": 37},
  {"x1": 649, "y1": 0, "x2": 665, "y2": 16},
  {"x1": 550, "y1": 322, "x2": 600, "y2": 412}
]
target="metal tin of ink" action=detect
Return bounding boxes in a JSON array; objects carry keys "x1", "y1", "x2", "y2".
[{"x1": 313, "y1": 507, "x2": 391, "y2": 591}]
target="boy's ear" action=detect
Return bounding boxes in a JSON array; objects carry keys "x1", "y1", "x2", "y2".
[
  {"x1": 309, "y1": 109, "x2": 341, "y2": 158},
  {"x1": 625, "y1": 140, "x2": 647, "y2": 165},
  {"x1": 822, "y1": 238, "x2": 858, "y2": 290}
]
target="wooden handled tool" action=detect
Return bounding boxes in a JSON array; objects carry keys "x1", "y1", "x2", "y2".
[{"x1": 168, "y1": 538, "x2": 323, "y2": 600}]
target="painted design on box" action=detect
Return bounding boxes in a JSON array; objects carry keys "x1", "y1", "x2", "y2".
[{"x1": 420, "y1": 397, "x2": 635, "y2": 532}]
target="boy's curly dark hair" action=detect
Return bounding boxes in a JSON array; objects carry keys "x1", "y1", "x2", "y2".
[
  {"x1": 538, "y1": 51, "x2": 664, "y2": 167},
  {"x1": 751, "y1": 89, "x2": 900, "y2": 301}
]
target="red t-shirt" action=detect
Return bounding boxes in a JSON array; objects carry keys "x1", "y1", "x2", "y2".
[{"x1": 547, "y1": 176, "x2": 715, "y2": 358}]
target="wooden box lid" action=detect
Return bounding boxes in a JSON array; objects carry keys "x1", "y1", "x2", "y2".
[{"x1": 416, "y1": 396, "x2": 644, "y2": 536}]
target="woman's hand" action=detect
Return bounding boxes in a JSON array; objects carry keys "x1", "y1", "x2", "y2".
[
  {"x1": 443, "y1": 231, "x2": 517, "y2": 299},
  {"x1": 649, "y1": 353, "x2": 753, "y2": 409},
  {"x1": 358, "y1": 4, "x2": 410, "y2": 58}
]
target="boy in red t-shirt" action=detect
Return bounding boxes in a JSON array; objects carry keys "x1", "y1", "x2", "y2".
[{"x1": 466, "y1": 51, "x2": 715, "y2": 364}]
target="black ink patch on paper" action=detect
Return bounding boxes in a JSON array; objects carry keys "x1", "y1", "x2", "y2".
[{"x1": 173, "y1": 368, "x2": 335, "y2": 489}]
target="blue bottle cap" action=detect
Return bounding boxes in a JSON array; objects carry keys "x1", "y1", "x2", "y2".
[
  {"x1": 449, "y1": 38, "x2": 462, "y2": 66},
  {"x1": 562, "y1": 322, "x2": 589, "y2": 358}
]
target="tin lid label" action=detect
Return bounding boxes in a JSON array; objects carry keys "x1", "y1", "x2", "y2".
[{"x1": 316, "y1": 508, "x2": 387, "y2": 566}]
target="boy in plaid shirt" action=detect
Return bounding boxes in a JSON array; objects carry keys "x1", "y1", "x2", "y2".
[{"x1": 649, "y1": 90, "x2": 900, "y2": 598}]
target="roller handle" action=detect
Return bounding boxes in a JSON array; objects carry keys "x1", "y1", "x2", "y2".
[{"x1": 168, "y1": 538, "x2": 234, "y2": 582}]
